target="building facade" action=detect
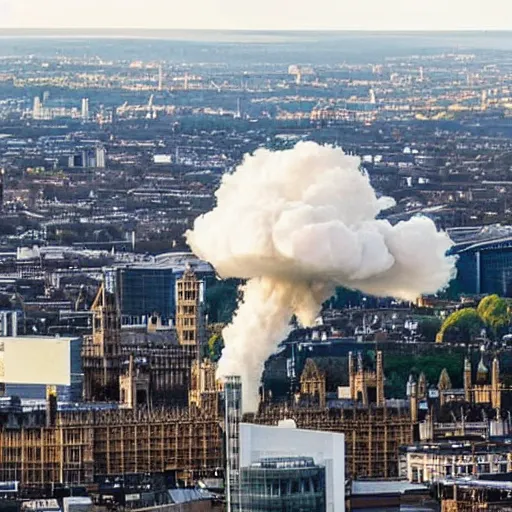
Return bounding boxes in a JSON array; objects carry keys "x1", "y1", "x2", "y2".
[
  {"x1": 83, "y1": 268, "x2": 204, "y2": 405},
  {"x1": 238, "y1": 421, "x2": 345, "y2": 512},
  {"x1": 402, "y1": 440, "x2": 512, "y2": 484},
  {"x1": 0, "y1": 406, "x2": 223, "y2": 487},
  {"x1": 105, "y1": 266, "x2": 176, "y2": 326},
  {"x1": 239, "y1": 457, "x2": 326, "y2": 512}
]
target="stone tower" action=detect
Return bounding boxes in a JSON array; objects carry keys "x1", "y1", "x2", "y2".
[
  {"x1": 464, "y1": 356, "x2": 472, "y2": 402},
  {"x1": 82, "y1": 282, "x2": 122, "y2": 401},
  {"x1": 438, "y1": 368, "x2": 452, "y2": 406},
  {"x1": 348, "y1": 350, "x2": 385, "y2": 406},
  {"x1": 491, "y1": 357, "x2": 502, "y2": 410},
  {"x1": 119, "y1": 355, "x2": 150, "y2": 409},
  {"x1": 175, "y1": 265, "x2": 203, "y2": 353}
]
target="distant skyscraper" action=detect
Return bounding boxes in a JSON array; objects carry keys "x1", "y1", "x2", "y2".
[
  {"x1": 369, "y1": 88, "x2": 376, "y2": 104},
  {"x1": 481, "y1": 90, "x2": 488, "y2": 111},
  {"x1": 158, "y1": 64, "x2": 163, "y2": 91},
  {"x1": 33, "y1": 96, "x2": 42, "y2": 119},
  {"x1": 95, "y1": 146, "x2": 106, "y2": 169},
  {"x1": 81, "y1": 98, "x2": 89, "y2": 121},
  {"x1": 235, "y1": 97, "x2": 242, "y2": 119}
]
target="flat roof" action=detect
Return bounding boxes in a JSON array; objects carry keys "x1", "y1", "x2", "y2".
[{"x1": 352, "y1": 480, "x2": 429, "y2": 495}]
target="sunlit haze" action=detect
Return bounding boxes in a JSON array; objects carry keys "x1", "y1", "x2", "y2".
[{"x1": 1, "y1": 0, "x2": 512, "y2": 30}]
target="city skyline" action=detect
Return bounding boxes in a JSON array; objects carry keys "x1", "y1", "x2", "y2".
[{"x1": 1, "y1": 0, "x2": 512, "y2": 31}]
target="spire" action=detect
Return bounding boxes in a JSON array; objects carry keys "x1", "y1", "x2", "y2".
[
  {"x1": 492, "y1": 357, "x2": 501, "y2": 410},
  {"x1": 438, "y1": 368, "x2": 452, "y2": 391},
  {"x1": 418, "y1": 372, "x2": 427, "y2": 399},
  {"x1": 476, "y1": 354, "x2": 489, "y2": 384},
  {"x1": 406, "y1": 374, "x2": 415, "y2": 397},
  {"x1": 464, "y1": 356, "x2": 472, "y2": 402}
]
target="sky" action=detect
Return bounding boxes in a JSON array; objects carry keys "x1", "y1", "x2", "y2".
[{"x1": 0, "y1": 0, "x2": 512, "y2": 31}]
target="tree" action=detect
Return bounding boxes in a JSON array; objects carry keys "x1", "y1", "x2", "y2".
[
  {"x1": 438, "y1": 308, "x2": 484, "y2": 343},
  {"x1": 415, "y1": 316, "x2": 442, "y2": 342},
  {"x1": 477, "y1": 294, "x2": 511, "y2": 339},
  {"x1": 205, "y1": 279, "x2": 241, "y2": 324},
  {"x1": 207, "y1": 333, "x2": 224, "y2": 362},
  {"x1": 384, "y1": 353, "x2": 463, "y2": 398}
]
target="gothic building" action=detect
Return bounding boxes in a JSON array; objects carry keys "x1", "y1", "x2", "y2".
[
  {"x1": 279, "y1": 351, "x2": 414, "y2": 479},
  {"x1": 82, "y1": 267, "x2": 205, "y2": 405},
  {"x1": 435, "y1": 354, "x2": 502, "y2": 409}
]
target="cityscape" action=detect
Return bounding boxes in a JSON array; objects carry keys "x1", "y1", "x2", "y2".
[{"x1": 2, "y1": 27, "x2": 512, "y2": 512}]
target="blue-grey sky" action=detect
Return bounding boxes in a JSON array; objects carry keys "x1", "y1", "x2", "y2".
[{"x1": 0, "y1": 0, "x2": 511, "y2": 30}]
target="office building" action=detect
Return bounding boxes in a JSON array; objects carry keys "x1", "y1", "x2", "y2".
[
  {"x1": 239, "y1": 457, "x2": 326, "y2": 512},
  {"x1": 448, "y1": 225, "x2": 512, "y2": 296},
  {"x1": 238, "y1": 422, "x2": 345, "y2": 512},
  {"x1": 105, "y1": 259, "x2": 207, "y2": 327},
  {"x1": 105, "y1": 265, "x2": 177, "y2": 325},
  {"x1": 95, "y1": 146, "x2": 106, "y2": 169},
  {"x1": 33, "y1": 96, "x2": 43, "y2": 119},
  {"x1": 68, "y1": 147, "x2": 105, "y2": 169},
  {"x1": 223, "y1": 375, "x2": 344, "y2": 512}
]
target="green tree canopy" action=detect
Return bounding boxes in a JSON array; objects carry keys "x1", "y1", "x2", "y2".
[
  {"x1": 477, "y1": 294, "x2": 511, "y2": 338},
  {"x1": 415, "y1": 316, "x2": 442, "y2": 342},
  {"x1": 384, "y1": 353, "x2": 463, "y2": 398},
  {"x1": 205, "y1": 279, "x2": 240, "y2": 324},
  {"x1": 207, "y1": 333, "x2": 224, "y2": 362},
  {"x1": 438, "y1": 308, "x2": 484, "y2": 343}
]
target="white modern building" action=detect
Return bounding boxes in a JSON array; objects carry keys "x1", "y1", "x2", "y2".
[
  {"x1": 81, "y1": 98, "x2": 89, "y2": 120},
  {"x1": 238, "y1": 421, "x2": 345, "y2": 512},
  {"x1": 0, "y1": 336, "x2": 81, "y2": 400}
]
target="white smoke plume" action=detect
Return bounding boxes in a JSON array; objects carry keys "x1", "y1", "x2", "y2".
[{"x1": 186, "y1": 142, "x2": 456, "y2": 412}]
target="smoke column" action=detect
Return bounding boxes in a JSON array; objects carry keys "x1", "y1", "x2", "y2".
[{"x1": 186, "y1": 142, "x2": 456, "y2": 411}]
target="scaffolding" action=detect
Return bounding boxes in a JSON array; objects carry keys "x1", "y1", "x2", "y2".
[
  {"x1": 251, "y1": 405, "x2": 413, "y2": 479},
  {"x1": 0, "y1": 408, "x2": 223, "y2": 488},
  {"x1": 0, "y1": 425, "x2": 94, "y2": 486}
]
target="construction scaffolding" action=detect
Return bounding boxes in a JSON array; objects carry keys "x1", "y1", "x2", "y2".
[
  {"x1": 0, "y1": 408, "x2": 223, "y2": 488},
  {"x1": 251, "y1": 405, "x2": 414, "y2": 479},
  {"x1": 0, "y1": 424, "x2": 94, "y2": 486}
]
